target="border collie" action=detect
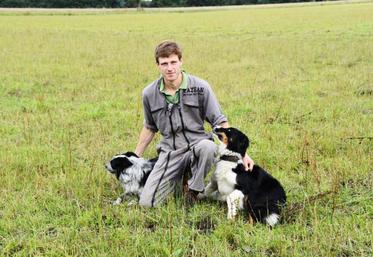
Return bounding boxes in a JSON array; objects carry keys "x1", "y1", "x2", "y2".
[
  {"x1": 204, "y1": 127, "x2": 286, "y2": 226},
  {"x1": 105, "y1": 151, "x2": 157, "y2": 205}
]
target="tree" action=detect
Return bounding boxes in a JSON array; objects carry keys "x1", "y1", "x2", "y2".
[{"x1": 151, "y1": 0, "x2": 186, "y2": 7}]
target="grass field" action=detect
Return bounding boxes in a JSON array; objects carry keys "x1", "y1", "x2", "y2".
[{"x1": 0, "y1": 2, "x2": 372, "y2": 256}]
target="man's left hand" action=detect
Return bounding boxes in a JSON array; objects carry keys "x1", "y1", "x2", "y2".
[{"x1": 243, "y1": 154, "x2": 254, "y2": 171}]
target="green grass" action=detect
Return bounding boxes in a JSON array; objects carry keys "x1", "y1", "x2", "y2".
[{"x1": 1, "y1": 2, "x2": 372, "y2": 256}]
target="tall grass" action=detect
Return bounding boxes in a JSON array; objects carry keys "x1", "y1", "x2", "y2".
[{"x1": 0, "y1": 2, "x2": 372, "y2": 256}]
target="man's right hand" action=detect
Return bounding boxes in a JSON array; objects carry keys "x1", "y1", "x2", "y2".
[{"x1": 243, "y1": 153, "x2": 254, "y2": 171}]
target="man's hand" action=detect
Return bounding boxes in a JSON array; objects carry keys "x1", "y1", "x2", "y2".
[{"x1": 243, "y1": 153, "x2": 254, "y2": 171}]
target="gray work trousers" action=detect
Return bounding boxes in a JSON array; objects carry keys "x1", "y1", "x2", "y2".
[{"x1": 139, "y1": 139, "x2": 216, "y2": 207}]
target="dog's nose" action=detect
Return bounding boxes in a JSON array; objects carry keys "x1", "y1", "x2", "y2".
[{"x1": 213, "y1": 126, "x2": 221, "y2": 133}]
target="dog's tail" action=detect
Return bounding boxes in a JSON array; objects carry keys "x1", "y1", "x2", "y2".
[
  {"x1": 264, "y1": 213, "x2": 280, "y2": 227},
  {"x1": 245, "y1": 200, "x2": 284, "y2": 227}
]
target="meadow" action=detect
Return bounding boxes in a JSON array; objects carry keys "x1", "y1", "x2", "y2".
[{"x1": 0, "y1": 2, "x2": 372, "y2": 256}]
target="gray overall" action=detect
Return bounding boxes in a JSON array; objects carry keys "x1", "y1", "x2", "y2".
[{"x1": 139, "y1": 74, "x2": 227, "y2": 207}]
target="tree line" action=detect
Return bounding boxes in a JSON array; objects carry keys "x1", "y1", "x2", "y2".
[{"x1": 0, "y1": 0, "x2": 324, "y2": 8}]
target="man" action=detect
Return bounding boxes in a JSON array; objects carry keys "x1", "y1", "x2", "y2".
[{"x1": 135, "y1": 41, "x2": 254, "y2": 207}]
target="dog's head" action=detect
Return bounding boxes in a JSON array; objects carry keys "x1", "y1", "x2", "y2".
[
  {"x1": 213, "y1": 127, "x2": 249, "y2": 157},
  {"x1": 105, "y1": 152, "x2": 139, "y2": 180}
]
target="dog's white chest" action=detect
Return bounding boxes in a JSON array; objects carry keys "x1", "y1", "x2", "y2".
[
  {"x1": 215, "y1": 161, "x2": 237, "y2": 196},
  {"x1": 119, "y1": 174, "x2": 141, "y2": 194}
]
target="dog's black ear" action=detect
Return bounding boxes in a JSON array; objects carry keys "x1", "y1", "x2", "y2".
[
  {"x1": 227, "y1": 129, "x2": 249, "y2": 157},
  {"x1": 245, "y1": 137, "x2": 250, "y2": 150},
  {"x1": 121, "y1": 151, "x2": 139, "y2": 158},
  {"x1": 238, "y1": 135, "x2": 249, "y2": 157},
  {"x1": 110, "y1": 156, "x2": 133, "y2": 172}
]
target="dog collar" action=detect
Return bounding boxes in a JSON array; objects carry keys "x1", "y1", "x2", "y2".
[{"x1": 220, "y1": 155, "x2": 241, "y2": 162}]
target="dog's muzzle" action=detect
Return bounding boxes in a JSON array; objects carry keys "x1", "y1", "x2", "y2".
[
  {"x1": 105, "y1": 163, "x2": 114, "y2": 172},
  {"x1": 212, "y1": 126, "x2": 222, "y2": 134}
]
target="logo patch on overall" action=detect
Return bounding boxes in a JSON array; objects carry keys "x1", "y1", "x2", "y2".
[{"x1": 183, "y1": 87, "x2": 204, "y2": 96}]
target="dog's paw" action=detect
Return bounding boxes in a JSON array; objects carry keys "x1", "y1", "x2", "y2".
[
  {"x1": 197, "y1": 192, "x2": 207, "y2": 200},
  {"x1": 127, "y1": 199, "x2": 138, "y2": 206},
  {"x1": 227, "y1": 202, "x2": 237, "y2": 220},
  {"x1": 227, "y1": 190, "x2": 244, "y2": 219},
  {"x1": 112, "y1": 197, "x2": 123, "y2": 206}
]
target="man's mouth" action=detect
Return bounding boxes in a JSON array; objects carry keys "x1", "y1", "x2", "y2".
[{"x1": 167, "y1": 73, "x2": 177, "y2": 78}]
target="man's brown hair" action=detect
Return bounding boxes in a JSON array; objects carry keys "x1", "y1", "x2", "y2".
[{"x1": 154, "y1": 41, "x2": 182, "y2": 64}]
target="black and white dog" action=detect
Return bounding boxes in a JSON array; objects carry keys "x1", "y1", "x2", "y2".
[
  {"x1": 204, "y1": 127, "x2": 286, "y2": 226},
  {"x1": 105, "y1": 151, "x2": 157, "y2": 205}
]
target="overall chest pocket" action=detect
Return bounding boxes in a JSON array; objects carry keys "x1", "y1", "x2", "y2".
[
  {"x1": 150, "y1": 105, "x2": 167, "y2": 134},
  {"x1": 182, "y1": 97, "x2": 204, "y2": 131}
]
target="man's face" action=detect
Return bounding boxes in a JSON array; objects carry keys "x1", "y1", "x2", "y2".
[{"x1": 157, "y1": 54, "x2": 182, "y2": 83}]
